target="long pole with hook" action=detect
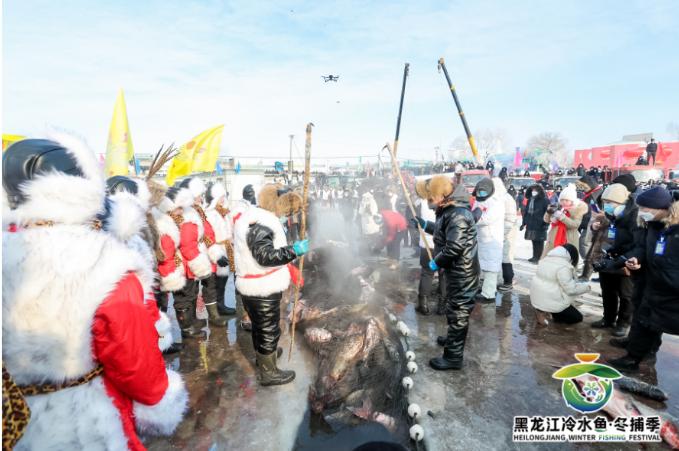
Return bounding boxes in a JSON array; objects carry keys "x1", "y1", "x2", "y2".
[
  {"x1": 289, "y1": 122, "x2": 313, "y2": 361},
  {"x1": 384, "y1": 142, "x2": 433, "y2": 260}
]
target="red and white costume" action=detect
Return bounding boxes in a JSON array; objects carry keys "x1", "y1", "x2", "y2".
[
  {"x1": 2, "y1": 133, "x2": 187, "y2": 451},
  {"x1": 184, "y1": 178, "x2": 225, "y2": 271},
  {"x1": 173, "y1": 185, "x2": 213, "y2": 280},
  {"x1": 205, "y1": 183, "x2": 232, "y2": 277}
]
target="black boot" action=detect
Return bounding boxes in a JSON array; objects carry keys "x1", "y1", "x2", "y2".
[
  {"x1": 218, "y1": 303, "x2": 237, "y2": 316},
  {"x1": 436, "y1": 336, "x2": 446, "y2": 346},
  {"x1": 608, "y1": 354, "x2": 641, "y2": 372},
  {"x1": 256, "y1": 351, "x2": 295, "y2": 386},
  {"x1": 591, "y1": 318, "x2": 614, "y2": 329},
  {"x1": 416, "y1": 296, "x2": 431, "y2": 316},
  {"x1": 176, "y1": 307, "x2": 205, "y2": 338},
  {"x1": 163, "y1": 342, "x2": 183, "y2": 354},
  {"x1": 205, "y1": 302, "x2": 228, "y2": 327},
  {"x1": 430, "y1": 349, "x2": 463, "y2": 370},
  {"x1": 609, "y1": 336, "x2": 629, "y2": 349}
]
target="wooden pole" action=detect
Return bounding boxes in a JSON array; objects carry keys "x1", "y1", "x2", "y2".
[
  {"x1": 289, "y1": 122, "x2": 313, "y2": 361},
  {"x1": 437, "y1": 57, "x2": 481, "y2": 164},
  {"x1": 384, "y1": 143, "x2": 433, "y2": 260}
]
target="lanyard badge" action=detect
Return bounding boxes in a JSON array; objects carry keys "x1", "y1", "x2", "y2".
[
  {"x1": 655, "y1": 235, "x2": 666, "y2": 256},
  {"x1": 607, "y1": 227, "x2": 616, "y2": 240}
]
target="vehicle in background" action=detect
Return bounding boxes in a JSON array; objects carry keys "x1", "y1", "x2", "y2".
[
  {"x1": 613, "y1": 166, "x2": 665, "y2": 185},
  {"x1": 553, "y1": 176, "x2": 581, "y2": 188},
  {"x1": 507, "y1": 177, "x2": 535, "y2": 191},
  {"x1": 460, "y1": 169, "x2": 490, "y2": 193}
]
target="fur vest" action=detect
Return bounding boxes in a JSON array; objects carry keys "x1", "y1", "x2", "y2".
[{"x1": 234, "y1": 207, "x2": 291, "y2": 297}]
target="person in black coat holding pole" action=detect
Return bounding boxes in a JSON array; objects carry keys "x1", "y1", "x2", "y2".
[
  {"x1": 521, "y1": 184, "x2": 549, "y2": 263},
  {"x1": 413, "y1": 175, "x2": 480, "y2": 370}
]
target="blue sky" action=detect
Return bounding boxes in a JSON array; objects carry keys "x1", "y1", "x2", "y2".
[{"x1": 3, "y1": 0, "x2": 679, "y2": 162}]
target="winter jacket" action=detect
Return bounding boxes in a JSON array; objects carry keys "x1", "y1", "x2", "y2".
[
  {"x1": 631, "y1": 207, "x2": 679, "y2": 335},
  {"x1": 358, "y1": 192, "x2": 380, "y2": 235},
  {"x1": 494, "y1": 179, "x2": 518, "y2": 264},
  {"x1": 380, "y1": 209, "x2": 408, "y2": 243},
  {"x1": 234, "y1": 207, "x2": 298, "y2": 298},
  {"x1": 530, "y1": 247, "x2": 590, "y2": 313},
  {"x1": 177, "y1": 207, "x2": 214, "y2": 280},
  {"x1": 543, "y1": 201, "x2": 588, "y2": 256},
  {"x1": 474, "y1": 188, "x2": 505, "y2": 272},
  {"x1": 522, "y1": 194, "x2": 549, "y2": 241},
  {"x1": 153, "y1": 209, "x2": 186, "y2": 292},
  {"x1": 424, "y1": 185, "x2": 480, "y2": 302},
  {"x1": 3, "y1": 225, "x2": 187, "y2": 451},
  {"x1": 598, "y1": 198, "x2": 639, "y2": 275},
  {"x1": 205, "y1": 203, "x2": 233, "y2": 277},
  {"x1": 192, "y1": 204, "x2": 224, "y2": 271}
]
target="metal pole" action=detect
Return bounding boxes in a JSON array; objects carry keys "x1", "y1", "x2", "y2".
[
  {"x1": 393, "y1": 63, "x2": 409, "y2": 159},
  {"x1": 288, "y1": 134, "x2": 294, "y2": 185},
  {"x1": 437, "y1": 57, "x2": 480, "y2": 163}
]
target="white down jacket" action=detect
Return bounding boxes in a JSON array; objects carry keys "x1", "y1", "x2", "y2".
[
  {"x1": 530, "y1": 246, "x2": 590, "y2": 313},
  {"x1": 474, "y1": 186, "x2": 505, "y2": 272}
]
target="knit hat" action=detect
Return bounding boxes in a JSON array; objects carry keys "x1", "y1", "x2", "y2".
[
  {"x1": 601, "y1": 183, "x2": 629, "y2": 204},
  {"x1": 472, "y1": 178, "x2": 495, "y2": 201},
  {"x1": 558, "y1": 183, "x2": 578, "y2": 202},
  {"x1": 611, "y1": 174, "x2": 636, "y2": 193},
  {"x1": 577, "y1": 175, "x2": 598, "y2": 191},
  {"x1": 636, "y1": 187, "x2": 672, "y2": 210}
]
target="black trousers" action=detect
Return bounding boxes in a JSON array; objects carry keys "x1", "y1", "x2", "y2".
[
  {"x1": 552, "y1": 305, "x2": 583, "y2": 324},
  {"x1": 502, "y1": 262, "x2": 514, "y2": 285},
  {"x1": 418, "y1": 247, "x2": 435, "y2": 298},
  {"x1": 216, "y1": 274, "x2": 228, "y2": 307},
  {"x1": 241, "y1": 292, "x2": 283, "y2": 355},
  {"x1": 155, "y1": 289, "x2": 168, "y2": 312},
  {"x1": 599, "y1": 273, "x2": 634, "y2": 325},
  {"x1": 532, "y1": 240, "x2": 544, "y2": 260},
  {"x1": 441, "y1": 270, "x2": 475, "y2": 360},
  {"x1": 386, "y1": 232, "x2": 403, "y2": 260},
  {"x1": 627, "y1": 318, "x2": 662, "y2": 359},
  {"x1": 173, "y1": 279, "x2": 199, "y2": 312},
  {"x1": 200, "y1": 274, "x2": 219, "y2": 306},
  {"x1": 647, "y1": 151, "x2": 656, "y2": 166}
]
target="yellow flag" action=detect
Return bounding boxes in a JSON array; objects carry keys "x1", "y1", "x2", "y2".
[
  {"x1": 166, "y1": 125, "x2": 223, "y2": 185},
  {"x1": 192, "y1": 125, "x2": 224, "y2": 173},
  {"x1": 105, "y1": 89, "x2": 135, "y2": 176},
  {"x1": 3, "y1": 134, "x2": 26, "y2": 151}
]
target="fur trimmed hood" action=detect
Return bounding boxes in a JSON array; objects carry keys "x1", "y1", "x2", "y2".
[
  {"x1": 7, "y1": 131, "x2": 106, "y2": 226},
  {"x1": 104, "y1": 191, "x2": 147, "y2": 242},
  {"x1": 207, "y1": 182, "x2": 227, "y2": 210},
  {"x1": 258, "y1": 183, "x2": 284, "y2": 214},
  {"x1": 172, "y1": 187, "x2": 195, "y2": 210}
]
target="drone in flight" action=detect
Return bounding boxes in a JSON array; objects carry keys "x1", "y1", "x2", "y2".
[{"x1": 321, "y1": 75, "x2": 340, "y2": 82}]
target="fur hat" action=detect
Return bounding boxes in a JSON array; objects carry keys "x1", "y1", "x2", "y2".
[
  {"x1": 601, "y1": 183, "x2": 629, "y2": 204},
  {"x1": 158, "y1": 187, "x2": 179, "y2": 213},
  {"x1": 258, "y1": 183, "x2": 284, "y2": 213},
  {"x1": 558, "y1": 184, "x2": 578, "y2": 202},
  {"x1": 415, "y1": 175, "x2": 453, "y2": 200},
  {"x1": 276, "y1": 191, "x2": 303, "y2": 217},
  {"x1": 106, "y1": 176, "x2": 151, "y2": 211},
  {"x1": 146, "y1": 179, "x2": 168, "y2": 208},
  {"x1": 206, "y1": 182, "x2": 227, "y2": 210},
  {"x1": 2, "y1": 131, "x2": 105, "y2": 225},
  {"x1": 179, "y1": 177, "x2": 206, "y2": 198}
]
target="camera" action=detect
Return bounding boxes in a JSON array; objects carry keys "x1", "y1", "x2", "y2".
[{"x1": 593, "y1": 253, "x2": 628, "y2": 273}]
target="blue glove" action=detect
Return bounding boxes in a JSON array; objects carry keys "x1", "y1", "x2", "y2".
[
  {"x1": 428, "y1": 260, "x2": 439, "y2": 271},
  {"x1": 410, "y1": 216, "x2": 426, "y2": 229},
  {"x1": 293, "y1": 239, "x2": 310, "y2": 256}
]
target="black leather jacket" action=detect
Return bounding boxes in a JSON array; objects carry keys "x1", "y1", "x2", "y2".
[
  {"x1": 425, "y1": 201, "x2": 480, "y2": 302},
  {"x1": 247, "y1": 223, "x2": 298, "y2": 267}
]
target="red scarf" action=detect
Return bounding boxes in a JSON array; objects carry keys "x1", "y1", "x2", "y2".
[{"x1": 553, "y1": 210, "x2": 571, "y2": 247}]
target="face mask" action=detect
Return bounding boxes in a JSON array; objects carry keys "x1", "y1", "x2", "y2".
[
  {"x1": 614, "y1": 205, "x2": 625, "y2": 217},
  {"x1": 427, "y1": 201, "x2": 437, "y2": 210},
  {"x1": 478, "y1": 190, "x2": 489, "y2": 198},
  {"x1": 603, "y1": 203, "x2": 616, "y2": 216},
  {"x1": 638, "y1": 211, "x2": 655, "y2": 222},
  {"x1": 279, "y1": 216, "x2": 288, "y2": 224},
  {"x1": 529, "y1": 190, "x2": 535, "y2": 196}
]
